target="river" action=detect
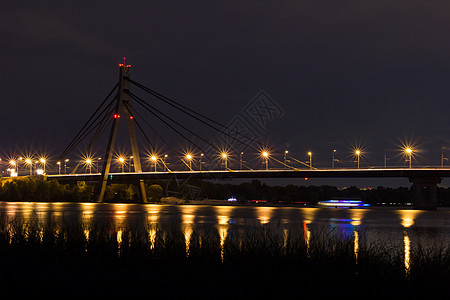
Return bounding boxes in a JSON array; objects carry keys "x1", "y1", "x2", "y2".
[{"x1": 1, "y1": 202, "x2": 450, "y2": 266}]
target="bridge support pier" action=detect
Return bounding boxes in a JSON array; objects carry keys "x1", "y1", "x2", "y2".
[{"x1": 409, "y1": 177, "x2": 441, "y2": 210}]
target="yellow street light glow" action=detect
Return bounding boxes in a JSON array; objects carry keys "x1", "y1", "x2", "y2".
[
  {"x1": 308, "y1": 152, "x2": 312, "y2": 156},
  {"x1": 25, "y1": 159, "x2": 32, "y2": 164},
  {"x1": 151, "y1": 155, "x2": 157, "y2": 161},
  {"x1": 57, "y1": 161, "x2": 61, "y2": 165},
  {"x1": 221, "y1": 153, "x2": 228, "y2": 159},
  {"x1": 262, "y1": 151, "x2": 269, "y2": 157},
  {"x1": 86, "y1": 159, "x2": 92, "y2": 164},
  {"x1": 355, "y1": 150, "x2": 361, "y2": 155},
  {"x1": 40, "y1": 158, "x2": 46, "y2": 163},
  {"x1": 119, "y1": 157, "x2": 125, "y2": 163},
  {"x1": 405, "y1": 148, "x2": 412, "y2": 154},
  {"x1": 186, "y1": 154, "x2": 192, "y2": 160},
  {"x1": 9, "y1": 160, "x2": 16, "y2": 166}
]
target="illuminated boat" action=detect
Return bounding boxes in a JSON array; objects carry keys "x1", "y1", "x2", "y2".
[{"x1": 318, "y1": 199, "x2": 370, "y2": 208}]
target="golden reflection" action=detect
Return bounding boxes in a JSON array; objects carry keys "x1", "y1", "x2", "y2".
[
  {"x1": 349, "y1": 209, "x2": 365, "y2": 226},
  {"x1": 404, "y1": 233, "x2": 411, "y2": 274},
  {"x1": 148, "y1": 225, "x2": 157, "y2": 250},
  {"x1": 215, "y1": 206, "x2": 234, "y2": 261},
  {"x1": 303, "y1": 221, "x2": 311, "y2": 258},
  {"x1": 117, "y1": 229, "x2": 123, "y2": 253},
  {"x1": 147, "y1": 211, "x2": 159, "y2": 250},
  {"x1": 354, "y1": 230, "x2": 359, "y2": 263},
  {"x1": 256, "y1": 206, "x2": 274, "y2": 224},
  {"x1": 302, "y1": 208, "x2": 318, "y2": 224},
  {"x1": 182, "y1": 213, "x2": 195, "y2": 255},
  {"x1": 399, "y1": 210, "x2": 422, "y2": 228},
  {"x1": 283, "y1": 227, "x2": 288, "y2": 254},
  {"x1": 84, "y1": 229, "x2": 90, "y2": 245}
]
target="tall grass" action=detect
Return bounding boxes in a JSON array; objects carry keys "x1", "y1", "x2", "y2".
[{"x1": 0, "y1": 213, "x2": 449, "y2": 297}]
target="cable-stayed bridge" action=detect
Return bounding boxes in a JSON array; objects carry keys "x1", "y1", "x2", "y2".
[{"x1": 19, "y1": 62, "x2": 450, "y2": 209}]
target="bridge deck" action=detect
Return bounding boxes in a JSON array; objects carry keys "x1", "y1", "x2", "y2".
[{"x1": 46, "y1": 168, "x2": 450, "y2": 183}]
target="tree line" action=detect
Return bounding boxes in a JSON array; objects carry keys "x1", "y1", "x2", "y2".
[{"x1": 1, "y1": 177, "x2": 450, "y2": 206}]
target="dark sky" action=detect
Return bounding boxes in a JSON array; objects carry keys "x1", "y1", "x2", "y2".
[{"x1": 2, "y1": 1, "x2": 450, "y2": 187}]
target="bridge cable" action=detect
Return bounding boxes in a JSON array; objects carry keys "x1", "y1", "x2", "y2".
[
  {"x1": 128, "y1": 79, "x2": 266, "y2": 149},
  {"x1": 128, "y1": 91, "x2": 222, "y2": 156},
  {"x1": 52, "y1": 84, "x2": 119, "y2": 169},
  {"x1": 128, "y1": 80, "x2": 296, "y2": 164},
  {"x1": 128, "y1": 80, "x2": 308, "y2": 169}
]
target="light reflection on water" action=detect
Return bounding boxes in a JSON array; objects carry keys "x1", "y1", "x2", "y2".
[{"x1": 2, "y1": 202, "x2": 450, "y2": 270}]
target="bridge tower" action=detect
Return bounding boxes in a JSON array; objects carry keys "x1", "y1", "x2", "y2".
[{"x1": 97, "y1": 62, "x2": 147, "y2": 203}]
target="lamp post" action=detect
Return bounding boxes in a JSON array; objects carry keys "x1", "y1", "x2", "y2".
[
  {"x1": 25, "y1": 158, "x2": 32, "y2": 175},
  {"x1": 9, "y1": 160, "x2": 16, "y2": 175},
  {"x1": 163, "y1": 154, "x2": 168, "y2": 171},
  {"x1": 240, "y1": 152, "x2": 243, "y2": 170},
  {"x1": 284, "y1": 151, "x2": 289, "y2": 169},
  {"x1": 64, "y1": 159, "x2": 69, "y2": 174},
  {"x1": 151, "y1": 155, "x2": 157, "y2": 172},
  {"x1": 96, "y1": 157, "x2": 101, "y2": 173},
  {"x1": 405, "y1": 148, "x2": 412, "y2": 168},
  {"x1": 86, "y1": 159, "x2": 92, "y2": 174},
  {"x1": 221, "y1": 153, "x2": 228, "y2": 170},
  {"x1": 199, "y1": 153, "x2": 204, "y2": 171},
  {"x1": 308, "y1": 152, "x2": 312, "y2": 170},
  {"x1": 262, "y1": 151, "x2": 269, "y2": 170},
  {"x1": 57, "y1": 161, "x2": 61, "y2": 175},
  {"x1": 186, "y1": 154, "x2": 193, "y2": 171},
  {"x1": 119, "y1": 157, "x2": 125, "y2": 173},
  {"x1": 129, "y1": 156, "x2": 134, "y2": 172},
  {"x1": 355, "y1": 150, "x2": 361, "y2": 169},
  {"x1": 40, "y1": 158, "x2": 46, "y2": 174}
]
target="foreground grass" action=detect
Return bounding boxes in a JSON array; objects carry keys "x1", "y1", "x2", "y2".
[{"x1": 0, "y1": 215, "x2": 449, "y2": 298}]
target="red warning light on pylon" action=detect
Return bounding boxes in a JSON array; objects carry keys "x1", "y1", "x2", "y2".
[
  {"x1": 118, "y1": 63, "x2": 124, "y2": 67},
  {"x1": 130, "y1": 116, "x2": 133, "y2": 119},
  {"x1": 114, "y1": 114, "x2": 120, "y2": 119},
  {"x1": 304, "y1": 178, "x2": 308, "y2": 181}
]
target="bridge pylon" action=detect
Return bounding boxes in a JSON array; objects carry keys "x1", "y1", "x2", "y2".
[{"x1": 97, "y1": 63, "x2": 147, "y2": 203}]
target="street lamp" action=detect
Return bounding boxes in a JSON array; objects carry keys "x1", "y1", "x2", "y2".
[
  {"x1": 221, "y1": 152, "x2": 228, "y2": 170},
  {"x1": 284, "y1": 151, "x2": 289, "y2": 169},
  {"x1": 405, "y1": 148, "x2": 413, "y2": 168},
  {"x1": 186, "y1": 154, "x2": 193, "y2": 170},
  {"x1": 308, "y1": 152, "x2": 312, "y2": 170},
  {"x1": 332, "y1": 149, "x2": 336, "y2": 169},
  {"x1": 9, "y1": 160, "x2": 16, "y2": 174},
  {"x1": 86, "y1": 159, "x2": 92, "y2": 174},
  {"x1": 199, "y1": 153, "x2": 204, "y2": 171},
  {"x1": 96, "y1": 157, "x2": 101, "y2": 173},
  {"x1": 151, "y1": 155, "x2": 157, "y2": 172},
  {"x1": 64, "y1": 159, "x2": 69, "y2": 174},
  {"x1": 163, "y1": 154, "x2": 168, "y2": 171},
  {"x1": 118, "y1": 157, "x2": 125, "y2": 173},
  {"x1": 57, "y1": 161, "x2": 61, "y2": 175},
  {"x1": 39, "y1": 158, "x2": 46, "y2": 174},
  {"x1": 262, "y1": 151, "x2": 269, "y2": 170},
  {"x1": 129, "y1": 156, "x2": 134, "y2": 172},
  {"x1": 355, "y1": 150, "x2": 361, "y2": 169},
  {"x1": 25, "y1": 158, "x2": 32, "y2": 175},
  {"x1": 240, "y1": 152, "x2": 244, "y2": 170}
]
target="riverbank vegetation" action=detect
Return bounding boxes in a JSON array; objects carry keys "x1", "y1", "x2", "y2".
[
  {"x1": 0, "y1": 214, "x2": 448, "y2": 297},
  {"x1": 2, "y1": 177, "x2": 450, "y2": 206}
]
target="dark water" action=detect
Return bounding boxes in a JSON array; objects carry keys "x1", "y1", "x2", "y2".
[{"x1": 1, "y1": 202, "x2": 450, "y2": 266}]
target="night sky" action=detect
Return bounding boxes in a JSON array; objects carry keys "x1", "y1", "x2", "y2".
[{"x1": 2, "y1": 1, "x2": 450, "y2": 187}]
